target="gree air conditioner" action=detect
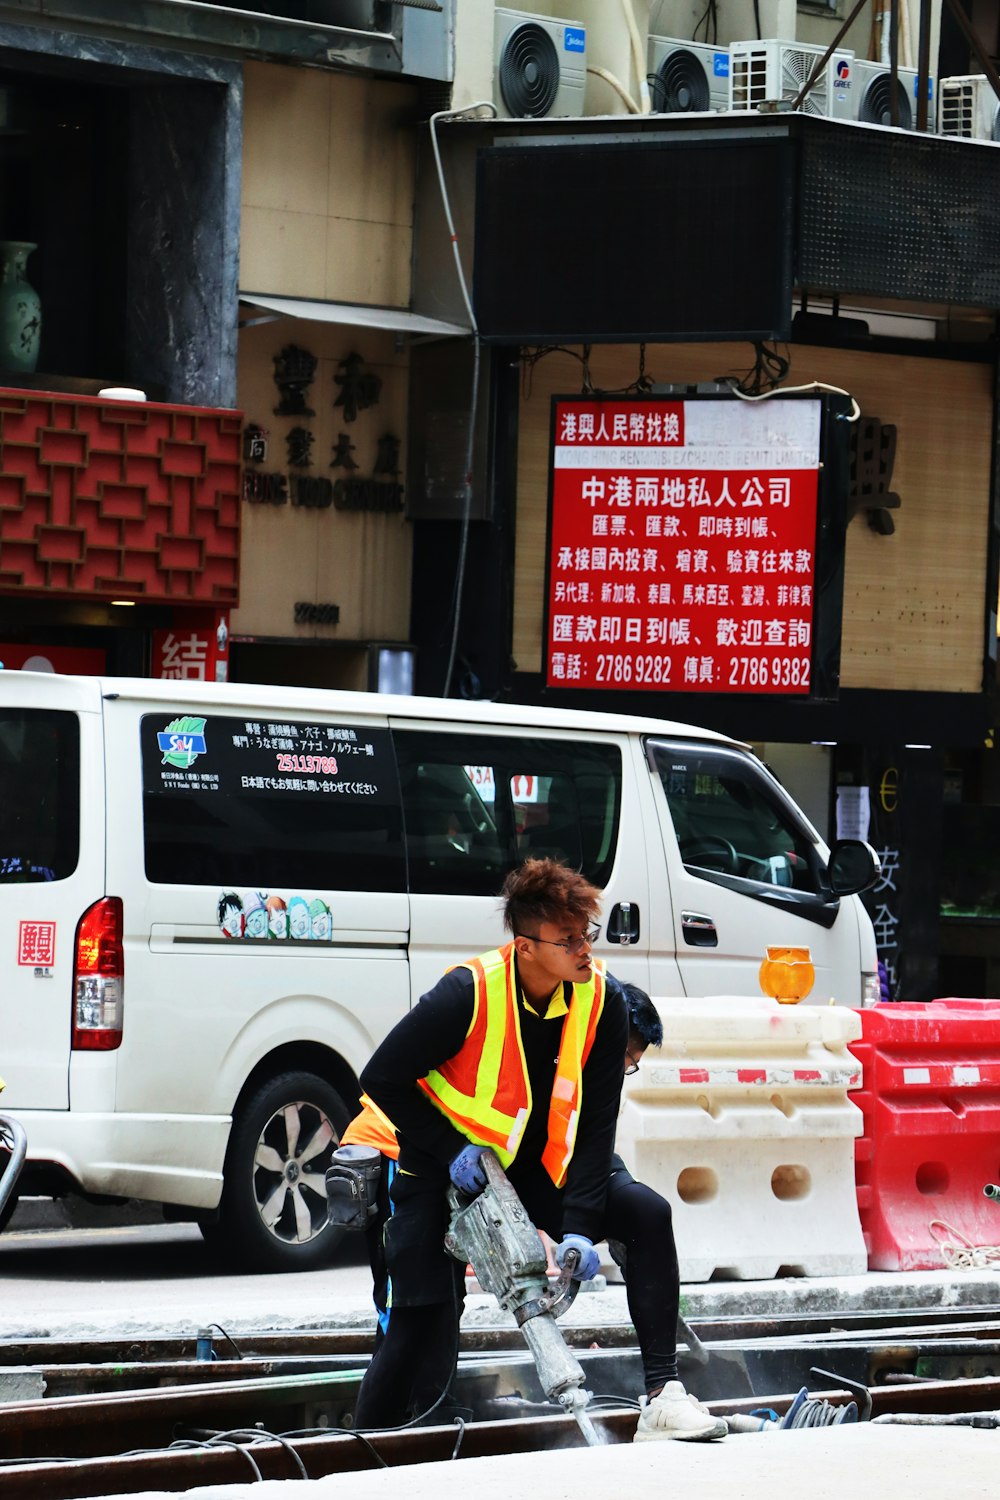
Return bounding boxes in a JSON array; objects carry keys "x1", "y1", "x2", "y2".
[
  {"x1": 729, "y1": 39, "x2": 854, "y2": 121},
  {"x1": 938, "y1": 75, "x2": 1000, "y2": 141},
  {"x1": 849, "y1": 59, "x2": 927, "y2": 130},
  {"x1": 647, "y1": 36, "x2": 729, "y2": 114},
  {"x1": 494, "y1": 8, "x2": 587, "y2": 119}
]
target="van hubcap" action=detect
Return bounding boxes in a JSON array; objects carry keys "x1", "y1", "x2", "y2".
[{"x1": 252, "y1": 1099, "x2": 337, "y2": 1245}]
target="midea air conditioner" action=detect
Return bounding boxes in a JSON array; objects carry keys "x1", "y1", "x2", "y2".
[
  {"x1": 729, "y1": 39, "x2": 854, "y2": 121},
  {"x1": 647, "y1": 36, "x2": 729, "y2": 114},
  {"x1": 494, "y1": 8, "x2": 586, "y2": 119},
  {"x1": 849, "y1": 59, "x2": 926, "y2": 130},
  {"x1": 938, "y1": 75, "x2": 1000, "y2": 141}
]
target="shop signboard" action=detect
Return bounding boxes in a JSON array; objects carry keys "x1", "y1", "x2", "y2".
[{"x1": 544, "y1": 395, "x2": 830, "y2": 696}]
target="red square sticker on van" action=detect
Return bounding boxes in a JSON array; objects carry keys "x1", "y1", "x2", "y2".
[{"x1": 18, "y1": 921, "x2": 55, "y2": 967}]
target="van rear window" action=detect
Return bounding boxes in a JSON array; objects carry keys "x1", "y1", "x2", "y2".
[
  {"x1": 140, "y1": 713, "x2": 404, "y2": 892},
  {"x1": 0, "y1": 709, "x2": 80, "y2": 882}
]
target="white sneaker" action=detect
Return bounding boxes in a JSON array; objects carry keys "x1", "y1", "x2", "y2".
[{"x1": 633, "y1": 1381, "x2": 727, "y2": 1443}]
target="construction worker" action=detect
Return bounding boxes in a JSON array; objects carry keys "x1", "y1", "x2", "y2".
[{"x1": 349, "y1": 856, "x2": 725, "y2": 1442}]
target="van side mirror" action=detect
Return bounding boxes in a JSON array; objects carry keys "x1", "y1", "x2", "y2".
[{"x1": 827, "y1": 839, "x2": 880, "y2": 896}]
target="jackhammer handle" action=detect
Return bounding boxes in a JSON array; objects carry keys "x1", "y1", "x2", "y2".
[
  {"x1": 481, "y1": 1148, "x2": 507, "y2": 1192},
  {"x1": 561, "y1": 1246, "x2": 582, "y2": 1277}
]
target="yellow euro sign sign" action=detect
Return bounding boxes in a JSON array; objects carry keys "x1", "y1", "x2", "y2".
[{"x1": 879, "y1": 766, "x2": 898, "y2": 814}]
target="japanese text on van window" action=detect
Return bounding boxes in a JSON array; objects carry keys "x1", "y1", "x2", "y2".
[
  {"x1": 142, "y1": 715, "x2": 390, "y2": 801},
  {"x1": 546, "y1": 397, "x2": 821, "y2": 696}
]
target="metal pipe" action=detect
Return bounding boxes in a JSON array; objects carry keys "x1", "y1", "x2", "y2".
[
  {"x1": 916, "y1": 0, "x2": 932, "y2": 130},
  {"x1": 791, "y1": 0, "x2": 870, "y2": 112},
  {"x1": 942, "y1": 0, "x2": 1000, "y2": 104},
  {"x1": 889, "y1": 0, "x2": 900, "y2": 128}
]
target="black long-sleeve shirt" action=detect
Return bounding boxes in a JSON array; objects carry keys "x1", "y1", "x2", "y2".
[{"x1": 359, "y1": 960, "x2": 628, "y2": 1242}]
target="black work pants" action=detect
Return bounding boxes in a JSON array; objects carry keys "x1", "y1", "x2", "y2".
[{"x1": 353, "y1": 1157, "x2": 680, "y2": 1428}]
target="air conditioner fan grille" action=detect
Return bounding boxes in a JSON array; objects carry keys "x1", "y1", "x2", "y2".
[
  {"x1": 653, "y1": 50, "x2": 710, "y2": 113},
  {"x1": 499, "y1": 22, "x2": 560, "y2": 118},
  {"x1": 860, "y1": 73, "x2": 913, "y2": 129}
]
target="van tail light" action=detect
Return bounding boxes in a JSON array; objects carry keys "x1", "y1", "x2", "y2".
[{"x1": 73, "y1": 897, "x2": 124, "y2": 1050}]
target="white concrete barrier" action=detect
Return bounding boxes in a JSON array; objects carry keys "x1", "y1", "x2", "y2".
[{"x1": 614, "y1": 995, "x2": 866, "y2": 1281}]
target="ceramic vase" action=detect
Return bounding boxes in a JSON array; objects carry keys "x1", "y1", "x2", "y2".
[{"x1": 0, "y1": 240, "x2": 41, "y2": 373}]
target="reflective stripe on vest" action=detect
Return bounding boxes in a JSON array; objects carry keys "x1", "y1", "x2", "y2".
[
  {"x1": 340, "y1": 1093, "x2": 400, "y2": 1159},
  {"x1": 417, "y1": 942, "x2": 606, "y2": 1187}
]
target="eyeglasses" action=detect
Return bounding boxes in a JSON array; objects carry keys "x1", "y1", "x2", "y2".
[
  {"x1": 515, "y1": 923, "x2": 601, "y2": 956},
  {"x1": 625, "y1": 1051, "x2": 643, "y2": 1077}
]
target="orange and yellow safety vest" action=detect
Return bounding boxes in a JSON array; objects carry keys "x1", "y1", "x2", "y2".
[{"x1": 342, "y1": 943, "x2": 606, "y2": 1187}]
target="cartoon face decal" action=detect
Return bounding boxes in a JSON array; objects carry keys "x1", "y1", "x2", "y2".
[
  {"x1": 243, "y1": 891, "x2": 268, "y2": 940},
  {"x1": 218, "y1": 892, "x2": 244, "y2": 938},
  {"x1": 288, "y1": 896, "x2": 310, "y2": 940},
  {"x1": 266, "y1": 895, "x2": 288, "y2": 939},
  {"x1": 308, "y1": 898, "x2": 332, "y2": 941}
]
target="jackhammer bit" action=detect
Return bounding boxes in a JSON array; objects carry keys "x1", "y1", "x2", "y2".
[{"x1": 444, "y1": 1150, "x2": 602, "y2": 1446}]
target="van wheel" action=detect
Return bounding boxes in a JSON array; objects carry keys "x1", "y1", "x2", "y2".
[{"x1": 215, "y1": 1070, "x2": 350, "y2": 1272}]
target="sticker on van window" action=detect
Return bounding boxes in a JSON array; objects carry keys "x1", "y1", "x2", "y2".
[
  {"x1": 217, "y1": 891, "x2": 332, "y2": 941},
  {"x1": 158, "y1": 717, "x2": 208, "y2": 768},
  {"x1": 143, "y1": 715, "x2": 392, "y2": 803}
]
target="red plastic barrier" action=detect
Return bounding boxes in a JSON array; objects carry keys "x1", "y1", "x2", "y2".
[{"x1": 850, "y1": 1000, "x2": 1000, "y2": 1271}]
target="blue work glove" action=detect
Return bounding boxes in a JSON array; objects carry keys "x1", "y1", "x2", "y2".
[
  {"x1": 553, "y1": 1233, "x2": 600, "y2": 1282},
  {"x1": 449, "y1": 1143, "x2": 489, "y2": 1195}
]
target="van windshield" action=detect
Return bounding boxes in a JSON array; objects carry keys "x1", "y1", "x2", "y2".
[
  {"x1": 647, "y1": 739, "x2": 822, "y2": 895},
  {"x1": 0, "y1": 709, "x2": 80, "y2": 882}
]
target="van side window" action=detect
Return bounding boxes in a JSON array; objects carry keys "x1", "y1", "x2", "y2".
[
  {"x1": 0, "y1": 709, "x2": 80, "y2": 882},
  {"x1": 648, "y1": 741, "x2": 822, "y2": 895},
  {"x1": 141, "y1": 715, "x2": 405, "y2": 892},
  {"x1": 395, "y1": 732, "x2": 621, "y2": 896}
]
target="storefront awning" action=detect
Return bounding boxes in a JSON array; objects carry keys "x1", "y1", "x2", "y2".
[{"x1": 239, "y1": 294, "x2": 470, "y2": 340}]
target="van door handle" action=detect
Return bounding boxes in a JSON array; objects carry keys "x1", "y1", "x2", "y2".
[
  {"x1": 607, "y1": 901, "x2": 640, "y2": 946},
  {"x1": 681, "y1": 911, "x2": 718, "y2": 947}
]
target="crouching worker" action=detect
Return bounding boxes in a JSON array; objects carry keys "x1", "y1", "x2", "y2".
[{"x1": 339, "y1": 857, "x2": 725, "y2": 1442}]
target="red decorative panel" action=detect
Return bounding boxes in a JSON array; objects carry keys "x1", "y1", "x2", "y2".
[{"x1": 0, "y1": 390, "x2": 242, "y2": 603}]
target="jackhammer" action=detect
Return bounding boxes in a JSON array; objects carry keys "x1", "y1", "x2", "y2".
[
  {"x1": 443, "y1": 1149, "x2": 603, "y2": 1446},
  {"x1": 326, "y1": 1141, "x2": 603, "y2": 1444}
]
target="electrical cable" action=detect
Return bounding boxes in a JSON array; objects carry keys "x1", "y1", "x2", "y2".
[
  {"x1": 621, "y1": 0, "x2": 651, "y2": 114},
  {"x1": 427, "y1": 102, "x2": 495, "y2": 699},
  {"x1": 202, "y1": 1322, "x2": 244, "y2": 1359},
  {"x1": 809, "y1": 1367, "x2": 873, "y2": 1422},
  {"x1": 720, "y1": 371, "x2": 862, "y2": 422},
  {"x1": 692, "y1": 0, "x2": 718, "y2": 45},
  {"x1": 585, "y1": 64, "x2": 640, "y2": 113},
  {"x1": 929, "y1": 1219, "x2": 1000, "y2": 1270},
  {"x1": 204, "y1": 1427, "x2": 310, "y2": 1480},
  {"x1": 782, "y1": 1386, "x2": 858, "y2": 1427}
]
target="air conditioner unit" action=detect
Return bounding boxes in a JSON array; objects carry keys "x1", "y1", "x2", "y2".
[
  {"x1": 729, "y1": 39, "x2": 854, "y2": 121},
  {"x1": 938, "y1": 75, "x2": 1000, "y2": 141},
  {"x1": 849, "y1": 60, "x2": 927, "y2": 130},
  {"x1": 647, "y1": 36, "x2": 729, "y2": 114},
  {"x1": 494, "y1": 8, "x2": 586, "y2": 119}
]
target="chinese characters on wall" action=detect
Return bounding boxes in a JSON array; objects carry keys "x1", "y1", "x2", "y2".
[
  {"x1": 243, "y1": 345, "x2": 403, "y2": 513},
  {"x1": 546, "y1": 397, "x2": 822, "y2": 694}
]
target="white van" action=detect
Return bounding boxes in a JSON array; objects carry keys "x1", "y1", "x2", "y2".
[{"x1": 0, "y1": 672, "x2": 878, "y2": 1269}]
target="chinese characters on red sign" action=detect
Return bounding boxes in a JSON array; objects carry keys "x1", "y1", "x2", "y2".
[
  {"x1": 546, "y1": 398, "x2": 821, "y2": 694},
  {"x1": 18, "y1": 920, "x2": 55, "y2": 967}
]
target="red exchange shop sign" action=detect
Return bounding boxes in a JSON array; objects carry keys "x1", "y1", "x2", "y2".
[{"x1": 546, "y1": 397, "x2": 822, "y2": 694}]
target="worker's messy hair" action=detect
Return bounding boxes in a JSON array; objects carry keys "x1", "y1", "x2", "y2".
[{"x1": 500, "y1": 857, "x2": 601, "y2": 935}]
